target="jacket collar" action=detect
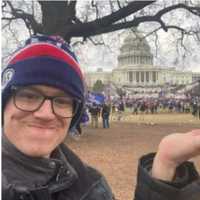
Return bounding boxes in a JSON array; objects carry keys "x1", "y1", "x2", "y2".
[{"x1": 2, "y1": 133, "x2": 78, "y2": 193}]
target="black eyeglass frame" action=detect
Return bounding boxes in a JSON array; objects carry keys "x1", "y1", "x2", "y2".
[{"x1": 11, "y1": 86, "x2": 81, "y2": 119}]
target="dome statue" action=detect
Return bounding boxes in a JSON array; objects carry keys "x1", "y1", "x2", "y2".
[{"x1": 118, "y1": 27, "x2": 153, "y2": 68}]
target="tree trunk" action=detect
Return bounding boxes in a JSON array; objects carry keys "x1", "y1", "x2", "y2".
[{"x1": 39, "y1": 1, "x2": 76, "y2": 38}]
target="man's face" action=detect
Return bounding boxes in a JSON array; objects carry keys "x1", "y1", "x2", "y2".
[{"x1": 4, "y1": 85, "x2": 72, "y2": 158}]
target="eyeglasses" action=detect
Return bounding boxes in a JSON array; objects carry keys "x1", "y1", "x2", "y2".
[{"x1": 11, "y1": 86, "x2": 80, "y2": 118}]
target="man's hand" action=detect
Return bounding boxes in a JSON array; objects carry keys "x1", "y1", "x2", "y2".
[{"x1": 152, "y1": 129, "x2": 200, "y2": 181}]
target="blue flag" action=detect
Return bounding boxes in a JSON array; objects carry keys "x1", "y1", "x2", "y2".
[{"x1": 87, "y1": 92, "x2": 105, "y2": 105}]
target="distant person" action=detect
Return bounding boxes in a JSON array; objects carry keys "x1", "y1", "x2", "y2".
[
  {"x1": 102, "y1": 103, "x2": 111, "y2": 128},
  {"x1": 192, "y1": 101, "x2": 198, "y2": 117},
  {"x1": 132, "y1": 102, "x2": 138, "y2": 115},
  {"x1": 117, "y1": 101, "x2": 125, "y2": 121},
  {"x1": 139, "y1": 101, "x2": 146, "y2": 122},
  {"x1": 197, "y1": 100, "x2": 200, "y2": 120},
  {"x1": 89, "y1": 103, "x2": 100, "y2": 128},
  {"x1": 76, "y1": 109, "x2": 90, "y2": 137},
  {"x1": 81, "y1": 108, "x2": 90, "y2": 126}
]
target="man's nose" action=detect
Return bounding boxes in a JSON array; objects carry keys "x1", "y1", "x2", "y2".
[{"x1": 33, "y1": 100, "x2": 55, "y2": 119}]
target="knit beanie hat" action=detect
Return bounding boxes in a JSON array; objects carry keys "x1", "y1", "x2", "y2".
[{"x1": 2, "y1": 34, "x2": 85, "y2": 130}]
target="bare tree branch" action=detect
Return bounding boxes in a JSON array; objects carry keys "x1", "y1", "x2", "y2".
[
  {"x1": 109, "y1": 0, "x2": 115, "y2": 12},
  {"x1": 155, "y1": 3, "x2": 200, "y2": 18},
  {"x1": 8, "y1": 23, "x2": 20, "y2": 44},
  {"x1": 63, "y1": 1, "x2": 155, "y2": 40},
  {"x1": 58, "y1": 1, "x2": 199, "y2": 43},
  {"x1": 2, "y1": 0, "x2": 200, "y2": 52},
  {"x1": 88, "y1": 37, "x2": 104, "y2": 45},
  {"x1": 91, "y1": 0, "x2": 99, "y2": 19},
  {"x1": 2, "y1": 19, "x2": 13, "y2": 29},
  {"x1": 2, "y1": 17, "x2": 16, "y2": 20},
  {"x1": 92, "y1": 1, "x2": 154, "y2": 27},
  {"x1": 2, "y1": 1, "x2": 7, "y2": 9},
  {"x1": 117, "y1": 0, "x2": 122, "y2": 9},
  {"x1": 71, "y1": 39, "x2": 85, "y2": 47},
  {"x1": 31, "y1": 1, "x2": 35, "y2": 18},
  {"x1": 69, "y1": 0, "x2": 77, "y2": 11},
  {"x1": 3, "y1": 1, "x2": 43, "y2": 33},
  {"x1": 154, "y1": 31, "x2": 159, "y2": 57}
]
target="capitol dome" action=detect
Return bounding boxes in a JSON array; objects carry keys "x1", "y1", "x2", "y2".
[
  {"x1": 118, "y1": 28, "x2": 153, "y2": 68},
  {"x1": 85, "y1": 28, "x2": 194, "y2": 94}
]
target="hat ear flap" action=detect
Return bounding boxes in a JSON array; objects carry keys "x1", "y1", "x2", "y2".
[
  {"x1": 2, "y1": 86, "x2": 13, "y2": 125},
  {"x1": 69, "y1": 101, "x2": 85, "y2": 131}
]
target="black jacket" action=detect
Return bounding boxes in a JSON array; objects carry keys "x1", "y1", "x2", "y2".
[
  {"x1": 2, "y1": 135, "x2": 200, "y2": 200},
  {"x1": 102, "y1": 105, "x2": 110, "y2": 119},
  {"x1": 134, "y1": 153, "x2": 200, "y2": 200},
  {"x1": 2, "y1": 135, "x2": 114, "y2": 200}
]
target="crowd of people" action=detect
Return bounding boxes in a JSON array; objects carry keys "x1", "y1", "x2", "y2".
[
  {"x1": 88, "y1": 103, "x2": 111, "y2": 129},
  {"x1": 110, "y1": 96, "x2": 200, "y2": 118},
  {"x1": 77, "y1": 96, "x2": 200, "y2": 132},
  {"x1": 69, "y1": 102, "x2": 111, "y2": 139},
  {"x1": 71, "y1": 95, "x2": 200, "y2": 136},
  {"x1": 191, "y1": 97, "x2": 200, "y2": 119}
]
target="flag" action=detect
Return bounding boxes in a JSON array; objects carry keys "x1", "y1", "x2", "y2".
[{"x1": 87, "y1": 92, "x2": 105, "y2": 105}]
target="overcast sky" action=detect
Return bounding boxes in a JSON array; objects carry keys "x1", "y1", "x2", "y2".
[
  {"x1": 2, "y1": 30, "x2": 200, "y2": 73},
  {"x1": 2, "y1": 1, "x2": 200, "y2": 73},
  {"x1": 74, "y1": 29, "x2": 200, "y2": 73},
  {"x1": 74, "y1": 1, "x2": 200, "y2": 73}
]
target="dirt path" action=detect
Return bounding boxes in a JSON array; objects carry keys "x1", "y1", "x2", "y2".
[{"x1": 66, "y1": 114, "x2": 200, "y2": 200}]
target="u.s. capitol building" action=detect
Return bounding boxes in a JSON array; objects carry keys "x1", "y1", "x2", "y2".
[{"x1": 85, "y1": 29, "x2": 200, "y2": 95}]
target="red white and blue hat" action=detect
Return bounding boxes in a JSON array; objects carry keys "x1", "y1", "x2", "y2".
[{"x1": 2, "y1": 34, "x2": 85, "y2": 129}]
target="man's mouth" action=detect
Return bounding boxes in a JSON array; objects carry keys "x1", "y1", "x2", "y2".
[{"x1": 28, "y1": 124, "x2": 56, "y2": 130}]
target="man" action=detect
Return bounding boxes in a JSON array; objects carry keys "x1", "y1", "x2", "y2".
[
  {"x1": 101, "y1": 103, "x2": 111, "y2": 128},
  {"x1": 89, "y1": 103, "x2": 100, "y2": 128},
  {"x1": 2, "y1": 35, "x2": 200, "y2": 200},
  {"x1": 117, "y1": 100, "x2": 124, "y2": 121}
]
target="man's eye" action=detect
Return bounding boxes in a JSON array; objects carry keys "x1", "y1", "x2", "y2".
[
  {"x1": 17, "y1": 91, "x2": 41, "y2": 100},
  {"x1": 54, "y1": 97, "x2": 72, "y2": 106}
]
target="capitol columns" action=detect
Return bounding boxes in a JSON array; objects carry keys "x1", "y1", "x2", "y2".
[
  {"x1": 139, "y1": 71, "x2": 141, "y2": 84},
  {"x1": 150, "y1": 71, "x2": 153, "y2": 84},
  {"x1": 134, "y1": 71, "x2": 136, "y2": 84}
]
